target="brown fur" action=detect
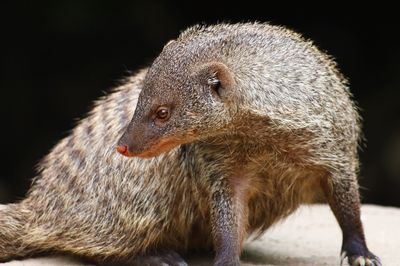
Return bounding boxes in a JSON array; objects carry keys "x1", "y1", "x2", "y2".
[{"x1": 0, "y1": 23, "x2": 380, "y2": 266}]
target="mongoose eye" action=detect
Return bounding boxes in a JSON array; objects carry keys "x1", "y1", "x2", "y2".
[{"x1": 155, "y1": 107, "x2": 170, "y2": 121}]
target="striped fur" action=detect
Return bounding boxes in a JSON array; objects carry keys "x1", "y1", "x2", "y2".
[{"x1": 0, "y1": 23, "x2": 378, "y2": 266}]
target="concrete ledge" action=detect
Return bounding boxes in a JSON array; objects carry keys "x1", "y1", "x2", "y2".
[{"x1": 2, "y1": 204, "x2": 399, "y2": 266}]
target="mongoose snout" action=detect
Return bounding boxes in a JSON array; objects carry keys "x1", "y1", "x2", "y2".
[
  {"x1": 117, "y1": 125, "x2": 183, "y2": 158},
  {"x1": 116, "y1": 137, "x2": 182, "y2": 158},
  {"x1": 117, "y1": 121, "x2": 155, "y2": 157},
  {"x1": 117, "y1": 101, "x2": 183, "y2": 158}
]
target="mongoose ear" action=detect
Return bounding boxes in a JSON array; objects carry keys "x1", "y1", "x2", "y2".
[{"x1": 194, "y1": 62, "x2": 235, "y2": 99}]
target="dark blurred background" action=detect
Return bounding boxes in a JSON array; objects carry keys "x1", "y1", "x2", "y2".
[{"x1": 0, "y1": 1, "x2": 399, "y2": 206}]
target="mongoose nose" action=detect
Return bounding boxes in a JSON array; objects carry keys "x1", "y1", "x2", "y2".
[{"x1": 116, "y1": 145, "x2": 129, "y2": 156}]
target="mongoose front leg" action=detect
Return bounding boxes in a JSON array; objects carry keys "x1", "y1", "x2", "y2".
[
  {"x1": 210, "y1": 175, "x2": 248, "y2": 266},
  {"x1": 322, "y1": 171, "x2": 381, "y2": 266}
]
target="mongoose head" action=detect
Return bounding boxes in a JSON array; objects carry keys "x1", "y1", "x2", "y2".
[{"x1": 117, "y1": 41, "x2": 237, "y2": 158}]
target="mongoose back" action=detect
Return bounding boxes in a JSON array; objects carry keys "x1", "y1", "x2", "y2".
[{"x1": 0, "y1": 23, "x2": 380, "y2": 266}]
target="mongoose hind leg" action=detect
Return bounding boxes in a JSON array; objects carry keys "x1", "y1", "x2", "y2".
[
  {"x1": 101, "y1": 250, "x2": 188, "y2": 266},
  {"x1": 322, "y1": 170, "x2": 381, "y2": 266}
]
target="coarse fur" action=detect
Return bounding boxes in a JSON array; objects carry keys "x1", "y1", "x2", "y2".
[{"x1": 0, "y1": 23, "x2": 379, "y2": 266}]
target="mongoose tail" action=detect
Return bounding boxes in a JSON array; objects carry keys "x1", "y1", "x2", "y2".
[{"x1": 0, "y1": 204, "x2": 33, "y2": 262}]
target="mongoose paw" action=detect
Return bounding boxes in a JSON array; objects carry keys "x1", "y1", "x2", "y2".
[
  {"x1": 341, "y1": 251, "x2": 382, "y2": 266},
  {"x1": 128, "y1": 250, "x2": 188, "y2": 266}
]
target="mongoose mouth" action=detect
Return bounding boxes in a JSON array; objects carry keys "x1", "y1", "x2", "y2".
[{"x1": 116, "y1": 136, "x2": 182, "y2": 159}]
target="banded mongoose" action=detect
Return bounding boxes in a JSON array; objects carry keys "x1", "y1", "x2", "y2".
[{"x1": 0, "y1": 23, "x2": 380, "y2": 266}]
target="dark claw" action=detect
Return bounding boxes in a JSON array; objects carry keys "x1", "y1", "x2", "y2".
[{"x1": 341, "y1": 251, "x2": 382, "y2": 266}]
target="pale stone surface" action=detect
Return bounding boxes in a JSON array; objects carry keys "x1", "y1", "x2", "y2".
[{"x1": 2, "y1": 204, "x2": 399, "y2": 266}]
